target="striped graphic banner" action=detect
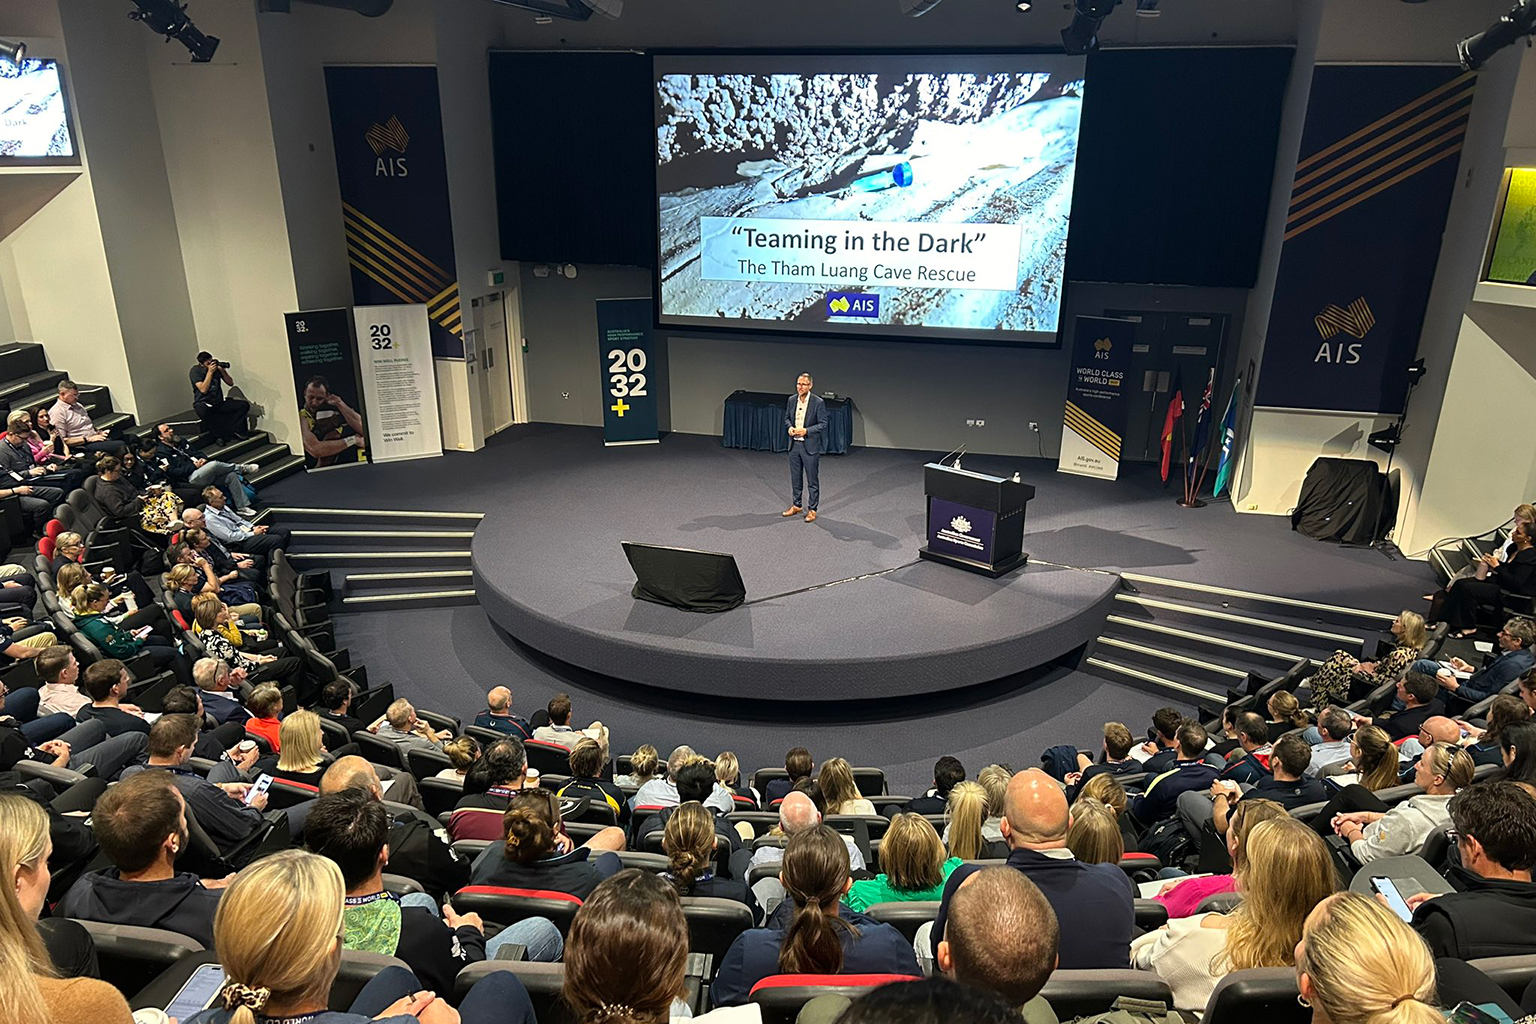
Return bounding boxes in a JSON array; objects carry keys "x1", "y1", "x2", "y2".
[
  {"x1": 325, "y1": 66, "x2": 465, "y2": 360},
  {"x1": 1058, "y1": 316, "x2": 1136, "y2": 481},
  {"x1": 1256, "y1": 65, "x2": 1474, "y2": 413}
]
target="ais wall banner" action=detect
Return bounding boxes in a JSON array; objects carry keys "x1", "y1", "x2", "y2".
[
  {"x1": 1256, "y1": 65, "x2": 1474, "y2": 414},
  {"x1": 353, "y1": 304, "x2": 444, "y2": 464},
  {"x1": 324, "y1": 65, "x2": 465, "y2": 360},
  {"x1": 1057, "y1": 315, "x2": 1135, "y2": 481},
  {"x1": 597, "y1": 298, "x2": 659, "y2": 446},
  {"x1": 285, "y1": 308, "x2": 370, "y2": 471}
]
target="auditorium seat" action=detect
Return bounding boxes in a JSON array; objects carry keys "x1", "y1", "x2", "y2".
[
  {"x1": 455, "y1": 961, "x2": 575, "y2": 1024},
  {"x1": 863, "y1": 901, "x2": 940, "y2": 942},
  {"x1": 74, "y1": 920, "x2": 204, "y2": 997},
  {"x1": 524, "y1": 738, "x2": 575, "y2": 776},
  {"x1": 615, "y1": 850, "x2": 670, "y2": 874},
  {"x1": 334, "y1": 949, "x2": 414, "y2": 1009},
  {"x1": 749, "y1": 974, "x2": 918, "y2": 1024},
  {"x1": 1466, "y1": 954, "x2": 1536, "y2": 1003},
  {"x1": 382, "y1": 872, "x2": 425, "y2": 896},
  {"x1": 1119, "y1": 851, "x2": 1162, "y2": 881},
  {"x1": 1202, "y1": 967, "x2": 1306, "y2": 1024},
  {"x1": 266, "y1": 777, "x2": 319, "y2": 809},
  {"x1": 453, "y1": 884, "x2": 584, "y2": 934},
  {"x1": 728, "y1": 810, "x2": 781, "y2": 833},
  {"x1": 351, "y1": 730, "x2": 406, "y2": 770},
  {"x1": 419, "y1": 777, "x2": 464, "y2": 819},
  {"x1": 751, "y1": 767, "x2": 789, "y2": 793},
  {"x1": 679, "y1": 896, "x2": 755, "y2": 968},
  {"x1": 1346, "y1": 854, "x2": 1452, "y2": 898},
  {"x1": 450, "y1": 838, "x2": 491, "y2": 862},
  {"x1": 851, "y1": 767, "x2": 887, "y2": 796},
  {"x1": 1133, "y1": 899, "x2": 1169, "y2": 931},
  {"x1": 405, "y1": 745, "x2": 454, "y2": 780},
  {"x1": 1196, "y1": 892, "x2": 1243, "y2": 914},
  {"x1": 824, "y1": 813, "x2": 890, "y2": 841},
  {"x1": 1041, "y1": 969, "x2": 1175, "y2": 1017}
]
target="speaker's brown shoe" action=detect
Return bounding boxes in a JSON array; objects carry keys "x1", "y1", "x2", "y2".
[
  {"x1": 805, "y1": 510, "x2": 817, "y2": 522},
  {"x1": 782, "y1": 506, "x2": 801, "y2": 517}
]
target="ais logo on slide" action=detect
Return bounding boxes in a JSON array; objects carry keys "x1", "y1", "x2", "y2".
[{"x1": 827, "y1": 292, "x2": 879, "y2": 319}]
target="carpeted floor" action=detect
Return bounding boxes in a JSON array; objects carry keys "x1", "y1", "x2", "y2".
[{"x1": 264, "y1": 426, "x2": 1438, "y2": 793}]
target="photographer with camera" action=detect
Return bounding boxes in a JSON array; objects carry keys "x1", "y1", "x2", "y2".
[{"x1": 190, "y1": 351, "x2": 251, "y2": 445}]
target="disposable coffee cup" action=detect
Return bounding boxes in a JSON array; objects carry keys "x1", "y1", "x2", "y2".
[
  {"x1": 525, "y1": 768, "x2": 540, "y2": 783},
  {"x1": 133, "y1": 1009, "x2": 170, "y2": 1024}
]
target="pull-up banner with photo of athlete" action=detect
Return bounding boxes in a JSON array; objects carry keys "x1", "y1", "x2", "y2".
[{"x1": 285, "y1": 308, "x2": 371, "y2": 471}]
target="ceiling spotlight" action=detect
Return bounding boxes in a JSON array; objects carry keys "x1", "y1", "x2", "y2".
[
  {"x1": 898, "y1": 0, "x2": 945, "y2": 14},
  {"x1": 1458, "y1": 0, "x2": 1536, "y2": 70},
  {"x1": 128, "y1": 0, "x2": 219, "y2": 62},
  {"x1": 1017, "y1": 0, "x2": 1032, "y2": 10},
  {"x1": 1062, "y1": 0, "x2": 1120, "y2": 54},
  {"x1": 0, "y1": 40, "x2": 25, "y2": 64},
  {"x1": 1135, "y1": 0, "x2": 1160, "y2": 16}
]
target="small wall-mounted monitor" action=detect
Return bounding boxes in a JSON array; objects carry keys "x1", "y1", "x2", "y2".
[
  {"x1": 0, "y1": 58, "x2": 78, "y2": 164},
  {"x1": 1484, "y1": 168, "x2": 1536, "y2": 286}
]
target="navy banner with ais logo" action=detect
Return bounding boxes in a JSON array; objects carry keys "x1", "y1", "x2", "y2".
[
  {"x1": 1057, "y1": 315, "x2": 1135, "y2": 481},
  {"x1": 597, "y1": 298, "x2": 660, "y2": 446},
  {"x1": 324, "y1": 66, "x2": 465, "y2": 360},
  {"x1": 1255, "y1": 65, "x2": 1473, "y2": 414}
]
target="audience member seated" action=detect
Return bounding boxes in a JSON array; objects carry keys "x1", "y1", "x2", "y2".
[
  {"x1": 160, "y1": 685, "x2": 249, "y2": 762},
  {"x1": 1154, "y1": 798, "x2": 1287, "y2": 919},
  {"x1": 0, "y1": 673, "x2": 146, "y2": 779},
  {"x1": 1294, "y1": 892, "x2": 1440, "y2": 1024},
  {"x1": 181, "y1": 524, "x2": 259, "y2": 585},
  {"x1": 1460, "y1": 695, "x2": 1530, "y2": 767},
  {"x1": 55, "y1": 564, "x2": 166, "y2": 636},
  {"x1": 1066, "y1": 722, "x2": 1139, "y2": 799},
  {"x1": 761, "y1": 745, "x2": 814, "y2": 806},
  {"x1": 0, "y1": 616, "x2": 56, "y2": 669},
  {"x1": 846, "y1": 812, "x2": 961, "y2": 913},
  {"x1": 0, "y1": 794, "x2": 135, "y2": 1024},
  {"x1": 638, "y1": 759, "x2": 747, "y2": 877},
  {"x1": 614, "y1": 742, "x2": 659, "y2": 789},
  {"x1": 1398, "y1": 780, "x2": 1536, "y2": 960},
  {"x1": 74, "y1": 583, "x2": 190, "y2": 686},
  {"x1": 1433, "y1": 519, "x2": 1536, "y2": 636},
  {"x1": 1064, "y1": 797, "x2": 1124, "y2": 865},
  {"x1": 305, "y1": 788, "x2": 561, "y2": 987},
  {"x1": 124, "y1": 714, "x2": 269, "y2": 850},
  {"x1": 817, "y1": 976, "x2": 1023, "y2": 1024},
  {"x1": 1350, "y1": 671, "x2": 1446, "y2": 742},
  {"x1": 7, "y1": 408, "x2": 85, "y2": 493},
  {"x1": 450, "y1": 738, "x2": 532, "y2": 841},
  {"x1": 662, "y1": 800, "x2": 761, "y2": 923},
  {"x1": 192, "y1": 657, "x2": 252, "y2": 726},
  {"x1": 1499, "y1": 719, "x2": 1536, "y2": 786},
  {"x1": 750, "y1": 790, "x2": 867, "y2": 877},
  {"x1": 0, "y1": 411, "x2": 68, "y2": 515},
  {"x1": 75, "y1": 658, "x2": 150, "y2": 736},
  {"x1": 316, "y1": 678, "x2": 366, "y2": 734},
  {"x1": 1307, "y1": 706, "x2": 1356, "y2": 777},
  {"x1": 1180, "y1": 734, "x2": 1328, "y2": 843},
  {"x1": 1138, "y1": 707, "x2": 1187, "y2": 774},
  {"x1": 633, "y1": 744, "x2": 694, "y2": 810},
  {"x1": 49, "y1": 380, "x2": 126, "y2": 457},
  {"x1": 708, "y1": 749, "x2": 755, "y2": 811},
  {"x1": 473, "y1": 685, "x2": 531, "y2": 738},
  {"x1": 932, "y1": 768, "x2": 1134, "y2": 970},
  {"x1": 243, "y1": 683, "x2": 283, "y2": 751},
  {"x1": 319, "y1": 756, "x2": 467, "y2": 899},
  {"x1": 58, "y1": 769, "x2": 225, "y2": 946},
  {"x1": 35, "y1": 646, "x2": 88, "y2": 719},
  {"x1": 437, "y1": 734, "x2": 480, "y2": 781},
  {"x1": 1132, "y1": 817, "x2": 1336, "y2": 1012},
  {"x1": 262, "y1": 708, "x2": 332, "y2": 785},
  {"x1": 1307, "y1": 610, "x2": 1426, "y2": 708},
  {"x1": 154, "y1": 419, "x2": 259, "y2": 501},
  {"x1": 1129, "y1": 721, "x2": 1220, "y2": 828},
  {"x1": 1328, "y1": 723, "x2": 1402, "y2": 792},
  {"x1": 1218, "y1": 710, "x2": 1274, "y2": 784},
  {"x1": 563, "y1": 868, "x2": 757, "y2": 1024},
  {"x1": 202, "y1": 481, "x2": 282, "y2": 552},
  {"x1": 180, "y1": 849, "x2": 532, "y2": 1024},
  {"x1": 532, "y1": 692, "x2": 597, "y2": 748},
  {"x1": 1312, "y1": 741, "x2": 1475, "y2": 864},
  {"x1": 171, "y1": 534, "x2": 260, "y2": 609},
  {"x1": 1266, "y1": 690, "x2": 1312, "y2": 742},
  {"x1": 558, "y1": 737, "x2": 630, "y2": 827},
  {"x1": 375, "y1": 697, "x2": 448, "y2": 753},
  {"x1": 165, "y1": 557, "x2": 258, "y2": 626},
  {"x1": 1079, "y1": 772, "x2": 1140, "y2": 854},
  {"x1": 901, "y1": 754, "x2": 966, "y2": 815},
  {"x1": 192, "y1": 597, "x2": 304, "y2": 695},
  {"x1": 467, "y1": 787, "x2": 624, "y2": 896},
  {"x1": 711, "y1": 825, "x2": 920, "y2": 1006},
  {"x1": 944, "y1": 780, "x2": 1001, "y2": 861},
  {"x1": 1396, "y1": 716, "x2": 1462, "y2": 775},
  {"x1": 1419, "y1": 617, "x2": 1536, "y2": 714},
  {"x1": 818, "y1": 757, "x2": 875, "y2": 816}
]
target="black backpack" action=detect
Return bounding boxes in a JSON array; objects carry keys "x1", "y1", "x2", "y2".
[{"x1": 1138, "y1": 816, "x2": 1194, "y2": 870}]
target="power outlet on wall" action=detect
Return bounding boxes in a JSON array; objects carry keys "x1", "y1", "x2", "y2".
[
  {"x1": 976, "y1": 419, "x2": 985, "y2": 427},
  {"x1": 1029, "y1": 422, "x2": 1040, "y2": 432},
  {"x1": 561, "y1": 391, "x2": 570, "y2": 400},
  {"x1": 966, "y1": 419, "x2": 976, "y2": 427}
]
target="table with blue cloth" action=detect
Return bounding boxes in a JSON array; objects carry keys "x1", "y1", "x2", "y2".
[{"x1": 721, "y1": 391, "x2": 854, "y2": 455}]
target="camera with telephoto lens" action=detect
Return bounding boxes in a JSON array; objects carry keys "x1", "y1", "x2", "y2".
[{"x1": 210, "y1": 359, "x2": 230, "y2": 369}]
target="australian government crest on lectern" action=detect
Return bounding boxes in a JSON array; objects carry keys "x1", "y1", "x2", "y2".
[{"x1": 918, "y1": 462, "x2": 1035, "y2": 578}]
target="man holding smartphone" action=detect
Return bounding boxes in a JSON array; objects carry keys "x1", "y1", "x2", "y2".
[{"x1": 122, "y1": 715, "x2": 271, "y2": 849}]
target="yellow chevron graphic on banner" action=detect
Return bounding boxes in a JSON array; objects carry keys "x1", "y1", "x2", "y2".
[
  {"x1": 345, "y1": 229, "x2": 439, "y2": 301},
  {"x1": 1284, "y1": 143, "x2": 1463, "y2": 241},
  {"x1": 1287, "y1": 124, "x2": 1468, "y2": 226},
  {"x1": 1314, "y1": 297, "x2": 1376, "y2": 340},
  {"x1": 1064, "y1": 400, "x2": 1121, "y2": 460},
  {"x1": 1290, "y1": 104, "x2": 1471, "y2": 208},
  {"x1": 1295, "y1": 71, "x2": 1475, "y2": 174},
  {"x1": 342, "y1": 202, "x2": 451, "y2": 279},
  {"x1": 343, "y1": 213, "x2": 450, "y2": 295}
]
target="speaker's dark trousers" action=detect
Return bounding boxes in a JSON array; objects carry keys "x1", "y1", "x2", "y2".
[{"x1": 789, "y1": 441, "x2": 819, "y2": 511}]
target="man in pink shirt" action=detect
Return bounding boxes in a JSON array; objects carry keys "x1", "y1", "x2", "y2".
[{"x1": 36, "y1": 646, "x2": 90, "y2": 717}]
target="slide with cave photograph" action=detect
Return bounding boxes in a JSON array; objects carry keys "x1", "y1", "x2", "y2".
[{"x1": 655, "y1": 55, "x2": 1084, "y2": 344}]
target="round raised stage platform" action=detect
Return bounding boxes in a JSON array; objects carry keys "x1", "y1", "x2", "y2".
[{"x1": 471, "y1": 441, "x2": 1120, "y2": 701}]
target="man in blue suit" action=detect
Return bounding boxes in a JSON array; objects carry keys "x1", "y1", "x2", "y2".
[{"x1": 783, "y1": 372, "x2": 825, "y2": 523}]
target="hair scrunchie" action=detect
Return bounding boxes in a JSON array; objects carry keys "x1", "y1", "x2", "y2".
[
  {"x1": 221, "y1": 983, "x2": 272, "y2": 1012},
  {"x1": 591, "y1": 1005, "x2": 634, "y2": 1022}
]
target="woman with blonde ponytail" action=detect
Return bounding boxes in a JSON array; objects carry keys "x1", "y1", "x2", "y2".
[
  {"x1": 0, "y1": 794, "x2": 133, "y2": 1024},
  {"x1": 662, "y1": 801, "x2": 760, "y2": 922},
  {"x1": 943, "y1": 781, "x2": 991, "y2": 860},
  {"x1": 1295, "y1": 892, "x2": 1445, "y2": 1024},
  {"x1": 183, "y1": 849, "x2": 534, "y2": 1024},
  {"x1": 710, "y1": 825, "x2": 919, "y2": 1006}
]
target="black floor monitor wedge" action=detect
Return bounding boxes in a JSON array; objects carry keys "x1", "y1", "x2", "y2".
[{"x1": 622, "y1": 541, "x2": 746, "y2": 613}]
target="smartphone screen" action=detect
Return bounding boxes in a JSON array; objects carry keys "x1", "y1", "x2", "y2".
[
  {"x1": 243, "y1": 773, "x2": 273, "y2": 807},
  {"x1": 164, "y1": 963, "x2": 226, "y2": 1019},
  {"x1": 1447, "y1": 1001, "x2": 1513, "y2": 1024},
  {"x1": 1371, "y1": 876, "x2": 1414, "y2": 922}
]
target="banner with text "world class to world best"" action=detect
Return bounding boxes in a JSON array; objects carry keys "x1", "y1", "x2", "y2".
[
  {"x1": 597, "y1": 298, "x2": 659, "y2": 446},
  {"x1": 1057, "y1": 315, "x2": 1136, "y2": 481}
]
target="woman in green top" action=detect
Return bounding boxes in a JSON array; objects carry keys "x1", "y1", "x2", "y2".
[
  {"x1": 71, "y1": 582, "x2": 191, "y2": 686},
  {"x1": 845, "y1": 812, "x2": 961, "y2": 913}
]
